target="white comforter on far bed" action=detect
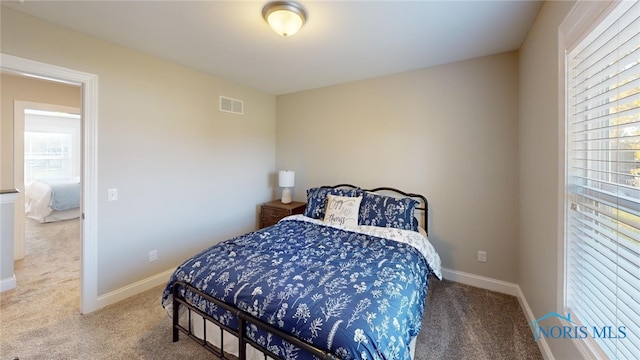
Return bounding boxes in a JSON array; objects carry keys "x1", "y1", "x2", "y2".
[{"x1": 25, "y1": 177, "x2": 80, "y2": 223}]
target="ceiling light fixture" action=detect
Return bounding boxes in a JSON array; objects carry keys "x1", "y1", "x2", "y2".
[{"x1": 262, "y1": 1, "x2": 307, "y2": 37}]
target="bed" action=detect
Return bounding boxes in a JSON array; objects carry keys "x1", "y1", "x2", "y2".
[
  {"x1": 162, "y1": 184, "x2": 442, "y2": 360},
  {"x1": 25, "y1": 177, "x2": 81, "y2": 223}
]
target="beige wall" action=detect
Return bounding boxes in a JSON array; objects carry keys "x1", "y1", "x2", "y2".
[
  {"x1": 1, "y1": 7, "x2": 276, "y2": 294},
  {"x1": 519, "y1": 1, "x2": 582, "y2": 358},
  {"x1": 0, "y1": 73, "x2": 81, "y2": 189},
  {"x1": 277, "y1": 52, "x2": 520, "y2": 283},
  {"x1": 2, "y1": 6, "x2": 597, "y2": 358}
]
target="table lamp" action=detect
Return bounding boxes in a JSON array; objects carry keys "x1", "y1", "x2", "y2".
[{"x1": 278, "y1": 170, "x2": 295, "y2": 204}]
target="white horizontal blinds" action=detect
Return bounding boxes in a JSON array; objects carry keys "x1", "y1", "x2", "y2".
[{"x1": 566, "y1": 1, "x2": 640, "y2": 359}]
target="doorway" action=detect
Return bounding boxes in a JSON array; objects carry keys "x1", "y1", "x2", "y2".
[
  {"x1": 1, "y1": 53, "x2": 99, "y2": 314},
  {"x1": 14, "y1": 100, "x2": 81, "y2": 261}
]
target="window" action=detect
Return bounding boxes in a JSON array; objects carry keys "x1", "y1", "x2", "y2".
[
  {"x1": 565, "y1": 1, "x2": 639, "y2": 359},
  {"x1": 24, "y1": 131, "x2": 73, "y2": 186},
  {"x1": 23, "y1": 109, "x2": 81, "y2": 187}
]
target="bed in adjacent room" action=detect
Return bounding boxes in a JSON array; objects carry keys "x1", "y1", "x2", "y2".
[
  {"x1": 25, "y1": 177, "x2": 81, "y2": 223},
  {"x1": 162, "y1": 184, "x2": 442, "y2": 360}
]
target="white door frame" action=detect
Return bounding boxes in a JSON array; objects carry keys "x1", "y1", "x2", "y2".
[
  {"x1": 14, "y1": 101, "x2": 81, "y2": 260},
  {"x1": 1, "y1": 53, "x2": 99, "y2": 314}
]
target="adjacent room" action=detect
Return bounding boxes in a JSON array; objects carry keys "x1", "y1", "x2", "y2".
[{"x1": 0, "y1": 1, "x2": 637, "y2": 360}]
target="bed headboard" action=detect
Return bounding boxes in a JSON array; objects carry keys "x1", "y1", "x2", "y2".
[{"x1": 319, "y1": 184, "x2": 429, "y2": 235}]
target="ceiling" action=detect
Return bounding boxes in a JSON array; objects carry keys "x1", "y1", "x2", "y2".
[{"x1": 2, "y1": 0, "x2": 543, "y2": 95}]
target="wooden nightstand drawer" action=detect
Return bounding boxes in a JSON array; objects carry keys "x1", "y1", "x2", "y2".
[
  {"x1": 262, "y1": 207, "x2": 289, "y2": 221},
  {"x1": 260, "y1": 200, "x2": 306, "y2": 229}
]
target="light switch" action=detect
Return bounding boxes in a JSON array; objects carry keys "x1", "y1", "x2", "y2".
[{"x1": 108, "y1": 188, "x2": 118, "y2": 201}]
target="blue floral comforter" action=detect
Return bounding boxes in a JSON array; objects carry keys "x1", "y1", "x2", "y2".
[{"x1": 162, "y1": 215, "x2": 442, "y2": 360}]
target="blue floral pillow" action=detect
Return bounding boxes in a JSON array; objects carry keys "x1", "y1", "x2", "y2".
[
  {"x1": 357, "y1": 191, "x2": 419, "y2": 231},
  {"x1": 304, "y1": 187, "x2": 359, "y2": 219}
]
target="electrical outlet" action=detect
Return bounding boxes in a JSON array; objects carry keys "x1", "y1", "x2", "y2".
[
  {"x1": 149, "y1": 250, "x2": 158, "y2": 262},
  {"x1": 478, "y1": 250, "x2": 487, "y2": 263}
]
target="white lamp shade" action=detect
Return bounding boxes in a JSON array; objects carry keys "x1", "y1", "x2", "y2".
[
  {"x1": 262, "y1": 1, "x2": 307, "y2": 37},
  {"x1": 266, "y1": 9, "x2": 304, "y2": 37},
  {"x1": 279, "y1": 170, "x2": 295, "y2": 187}
]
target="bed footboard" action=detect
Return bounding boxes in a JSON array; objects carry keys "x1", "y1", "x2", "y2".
[{"x1": 172, "y1": 281, "x2": 335, "y2": 360}]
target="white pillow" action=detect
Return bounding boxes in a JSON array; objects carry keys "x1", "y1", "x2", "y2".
[{"x1": 323, "y1": 194, "x2": 362, "y2": 229}]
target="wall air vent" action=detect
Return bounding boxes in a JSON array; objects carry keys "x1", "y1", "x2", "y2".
[{"x1": 219, "y1": 96, "x2": 244, "y2": 115}]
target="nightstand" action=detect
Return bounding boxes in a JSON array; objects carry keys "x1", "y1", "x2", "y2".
[{"x1": 260, "y1": 200, "x2": 306, "y2": 229}]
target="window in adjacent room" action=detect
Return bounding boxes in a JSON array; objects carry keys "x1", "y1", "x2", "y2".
[
  {"x1": 565, "y1": 1, "x2": 639, "y2": 359},
  {"x1": 23, "y1": 109, "x2": 81, "y2": 187}
]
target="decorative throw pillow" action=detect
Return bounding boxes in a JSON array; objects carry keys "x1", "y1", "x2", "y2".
[
  {"x1": 323, "y1": 195, "x2": 362, "y2": 229},
  {"x1": 357, "y1": 191, "x2": 419, "y2": 231},
  {"x1": 303, "y1": 187, "x2": 359, "y2": 219}
]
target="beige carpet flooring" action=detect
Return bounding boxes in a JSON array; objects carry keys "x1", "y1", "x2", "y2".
[{"x1": 1, "y1": 218, "x2": 543, "y2": 360}]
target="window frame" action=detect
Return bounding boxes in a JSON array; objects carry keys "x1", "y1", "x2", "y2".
[
  {"x1": 24, "y1": 130, "x2": 74, "y2": 187},
  {"x1": 22, "y1": 108, "x2": 81, "y2": 187},
  {"x1": 559, "y1": 1, "x2": 639, "y2": 358}
]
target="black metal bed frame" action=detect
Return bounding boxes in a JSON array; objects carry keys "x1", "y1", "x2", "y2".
[
  {"x1": 172, "y1": 281, "x2": 336, "y2": 360},
  {"x1": 171, "y1": 184, "x2": 429, "y2": 359}
]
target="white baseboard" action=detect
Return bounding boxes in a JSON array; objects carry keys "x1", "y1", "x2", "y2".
[
  {"x1": 96, "y1": 268, "x2": 174, "y2": 309},
  {"x1": 0, "y1": 275, "x2": 16, "y2": 292},
  {"x1": 441, "y1": 267, "x2": 519, "y2": 296},
  {"x1": 440, "y1": 267, "x2": 554, "y2": 360},
  {"x1": 515, "y1": 286, "x2": 554, "y2": 360}
]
